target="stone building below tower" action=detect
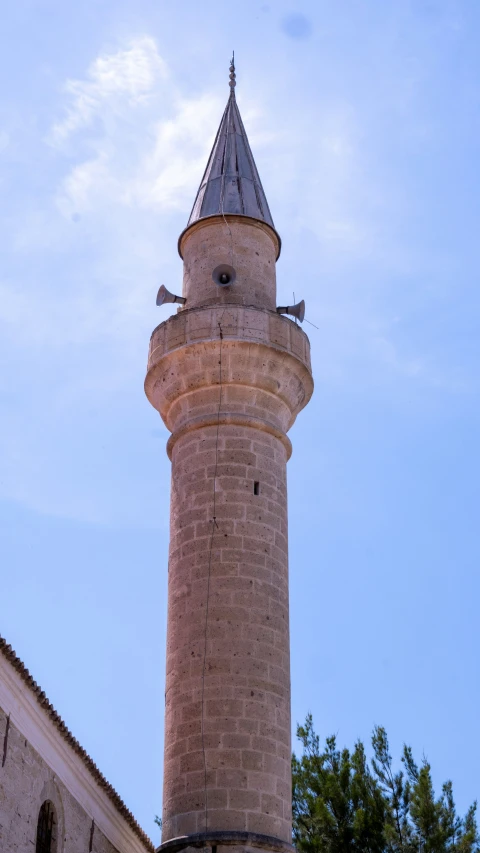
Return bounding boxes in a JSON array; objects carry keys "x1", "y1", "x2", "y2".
[{"x1": 0, "y1": 637, "x2": 153, "y2": 853}]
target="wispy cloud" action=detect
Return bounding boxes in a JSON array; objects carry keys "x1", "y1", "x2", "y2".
[
  {"x1": 55, "y1": 91, "x2": 222, "y2": 217},
  {"x1": 49, "y1": 36, "x2": 168, "y2": 146},
  {"x1": 0, "y1": 39, "x2": 225, "y2": 353},
  {"x1": 49, "y1": 37, "x2": 372, "y2": 258}
]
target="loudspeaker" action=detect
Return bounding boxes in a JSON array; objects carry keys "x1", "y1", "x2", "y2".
[
  {"x1": 212, "y1": 264, "x2": 237, "y2": 287},
  {"x1": 156, "y1": 285, "x2": 186, "y2": 306},
  {"x1": 276, "y1": 300, "x2": 305, "y2": 323}
]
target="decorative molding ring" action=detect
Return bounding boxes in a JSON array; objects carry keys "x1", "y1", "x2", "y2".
[
  {"x1": 166, "y1": 412, "x2": 292, "y2": 461},
  {"x1": 157, "y1": 831, "x2": 296, "y2": 853}
]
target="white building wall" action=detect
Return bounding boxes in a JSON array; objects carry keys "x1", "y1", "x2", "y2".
[{"x1": 0, "y1": 652, "x2": 152, "y2": 853}]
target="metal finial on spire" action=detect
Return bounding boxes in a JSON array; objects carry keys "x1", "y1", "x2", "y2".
[{"x1": 229, "y1": 53, "x2": 236, "y2": 94}]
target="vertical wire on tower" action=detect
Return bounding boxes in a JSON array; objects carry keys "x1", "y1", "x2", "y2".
[{"x1": 200, "y1": 56, "x2": 237, "y2": 837}]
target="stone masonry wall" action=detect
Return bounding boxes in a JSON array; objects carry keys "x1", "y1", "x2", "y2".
[
  {"x1": 162, "y1": 423, "x2": 291, "y2": 842},
  {"x1": 179, "y1": 217, "x2": 280, "y2": 311},
  {"x1": 146, "y1": 305, "x2": 313, "y2": 442},
  {"x1": 0, "y1": 707, "x2": 120, "y2": 853},
  {"x1": 146, "y1": 301, "x2": 313, "y2": 850}
]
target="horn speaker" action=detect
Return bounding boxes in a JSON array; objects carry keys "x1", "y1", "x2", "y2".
[
  {"x1": 276, "y1": 300, "x2": 305, "y2": 323},
  {"x1": 156, "y1": 285, "x2": 186, "y2": 306},
  {"x1": 212, "y1": 264, "x2": 237, "y2": 287}
]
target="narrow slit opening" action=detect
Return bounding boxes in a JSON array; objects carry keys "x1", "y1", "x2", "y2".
[{"x1": 254, "y1": 481, "x2": 260, "y2": 495}]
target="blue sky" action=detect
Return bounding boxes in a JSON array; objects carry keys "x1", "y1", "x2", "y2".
[{"x1": 1, "y1": 0, "x2": 479, "y2": 841}]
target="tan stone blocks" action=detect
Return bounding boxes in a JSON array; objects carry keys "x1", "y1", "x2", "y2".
[
  {"x1": 275, "y1": 742, "x2": 291, "y2": 763},
  {"x1": 168, "y1": 775, "x2": 188, "y2": 798},
  {"x1": 166, "y1": 313, "x2": 187, "y2": 349},
  {"x1": 276, "y1": 778, "x2": 292, "y2": 803},
  {"x1": 215, "y1": 769, "x2": 249, "y2": 790},
  {"x1": 206, "y1": 749, "x2": 242, "y2": 770},
  {"x1": 268, "y1": 542, "x2": 288, "y2": 565},
  {"x1": 251, "y1": 736, "x2": 278, "y2": 757},
  {"x1": 245, "y1": 505, "x2": 284, "y2": 532},
  {"x1": 195, "y1": 519, "x2": 234, "y2": 538},
  {"x1": 204, "y1": 658, "x2": 233, "y2": 676},
  {"x1": 179, "y1": 751, "x2": 208, "y2": 774},
  {"x1": 163, "y1": 812, "x2": 197, "y2": 838},
  {"x1": 263, "y1": 753, "x2": 288, "y2": 779},
  {"x1": 184, "y1": 311, "x2": 215, "y2": 342},
  {"x1": 164, "y1": 736, "x2": 189, "y2": 763},
  {"x1": 165, "y1": 791, "x2": 204, "y2": 815},
  {"x1": 213, "y1": 503, "x2": 246, "y2": 521},
  {"x1": 224, "y1": 438, "x2": 253, "y2": 450},
  {"x1": 176, "y1": 714, "x2": 202, "y2": 736},
  {"x1": 237, "y1": 718, "x2": 259, "y2": 736},
  {"x1": 181, "y1": 701, "x2": 202, "y2": 722},
  {"x1": 262, "y1": 724, "x2": 290, "y2": 749},
  {"x1": 245, "y1": 771, "x2": 277, "y2": 797},
  {"x1": 214, "y1": 463, "x2": 248, "y2": 479},
  {"x1": 205, "y1": 809, "x2": 248, "y2": 832},
  {"x1": 236, "y1": 522, "x2": 276, "y2": 544},
  {"x1": 246, "y1": 811, "x2": 284, "y2": 836},
  {"x1": 241, "y1": 750, "x2": 264, "y2": 772},
  {"x1": 206, "y1": 698, "x2": 244, "y2": 718},
  {"x1": 203, "y1": 717, "x2": 239, "y2": 735},
  {"x1": 182, "y1": 771, "x2": 207, "y2": 794},
  {"x1": 221, "y1": 548, "x2": 265, "y2": 566},
  {"x1": 221, "y1": 734, "x2": 251, "y2": 750},
  {"x1": 215, "y1": 535, "x2": 244, "y2": 551},
  {"x1": 261, "y1": 794, "x2": 284, "y2": 819},
  {"x1": 242, "y1": 696, "x2": 275, "y2": 721},
  {"x1": 251, "y1": 440, "x2": 275, "y2": 459},
  {"x1": 181, "y1": 448, "x2": 218, "y2": 474},
  {"x1": 218, "y1": 448, "x2": 257, "y2": 466},
  {"x1": 268, "y1": 313, "x2": 290, "y2": 350},
  {"x1": 205, "y1": 789, "x2": 228, "y2": 810},
  {"x1": 228, "y1": 790, "x2": 261, "y2": 811}
]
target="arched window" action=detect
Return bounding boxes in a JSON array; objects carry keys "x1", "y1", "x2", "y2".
[{"x1": 36, "y1": 800, "x2": 57, "y2": 853}]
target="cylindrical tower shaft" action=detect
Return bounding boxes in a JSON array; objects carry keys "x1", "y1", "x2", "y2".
[
  {"x1": 166, "y1": 421, "x2": 291, "y2": 840},
  {"x1": 145, "y1": 62, "x2": 313, "y2": 853},
  {"x1": 146, "y1": 299, "x2": 312, "y2": 848}
]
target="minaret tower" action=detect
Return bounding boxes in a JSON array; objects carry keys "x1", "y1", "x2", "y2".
[{"x1": 145, "y1": 61, "x2": 313, "y2": 853}]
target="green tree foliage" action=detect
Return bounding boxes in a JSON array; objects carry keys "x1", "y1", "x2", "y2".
[{"x1": 293, "y1": 715, "x2": 478, "y2": 853}]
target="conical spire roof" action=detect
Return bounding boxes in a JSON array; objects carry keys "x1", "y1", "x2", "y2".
[{"x1": 186, "y1": 59, "x2": 276, "y2": 232}]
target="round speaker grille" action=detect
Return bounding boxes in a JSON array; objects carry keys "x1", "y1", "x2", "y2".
[{"x1": 212, "y1": 264, "x2": 237, "y2": 287}]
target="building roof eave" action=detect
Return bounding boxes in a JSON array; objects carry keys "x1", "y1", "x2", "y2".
[{"x1": 0, "y1": 636, "x2": 155, "y2": 853}]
